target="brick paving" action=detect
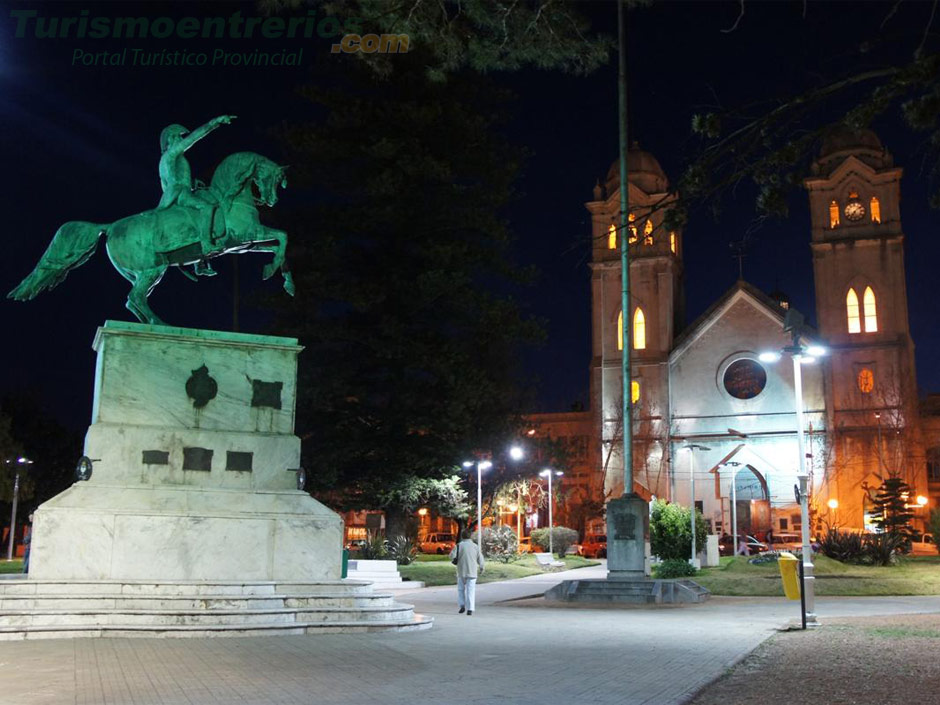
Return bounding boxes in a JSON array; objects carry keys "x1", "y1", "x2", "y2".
[{"x1": 1, "y1": 564, "x2": 939, "y2": 705}]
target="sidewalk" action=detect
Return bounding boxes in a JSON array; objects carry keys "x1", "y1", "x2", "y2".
[{"x1": 1, "y1": 563, "x2": 938, "y2": 705}]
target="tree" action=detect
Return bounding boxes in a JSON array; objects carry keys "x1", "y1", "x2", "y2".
[
  {"x1": 650, "y1": 498, "x2": 706, "y2": 561},
  {"x1": 273, "y1": 54, "x2": 543, "y2": 522},
  {"x1": 259, "y1": 0, "x2": 613, "y2": 80},
  {"x1": 868, "y1": 476, "x2": 917, "y2": 546}
]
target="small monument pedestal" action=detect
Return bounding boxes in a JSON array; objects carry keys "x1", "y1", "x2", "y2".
[
  {"x1": 30, "y1": 321, "x2": 342, "y2": 582},
  {"x1": 544, "y1": 494, "x2": 710, "y2": 605}
]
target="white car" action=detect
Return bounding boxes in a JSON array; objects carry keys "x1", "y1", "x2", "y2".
[{"x1": 419, "y1": 532, "x2": 456, "y2": 554}]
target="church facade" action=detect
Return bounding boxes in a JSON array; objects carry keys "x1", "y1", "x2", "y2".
[{"x1": 535, "y1": 130, "x2": 937, "y2": 540}]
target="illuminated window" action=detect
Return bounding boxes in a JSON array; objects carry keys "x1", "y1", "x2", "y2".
[
  {"x1": 670, "y1": 231, "x2": 676, "y2": 253},
  {"x1": 848, "y1": 190, "x2": 859, "y2": 199},
  {"x1": 617, "y1": 310, "x2": 623, "y2": 351},
  {"x1": 829, "y1": 200, "x2": 840, "y2": 229},
  {"x1": 633, "y1": 308, "x2": 646, "y2": 350},
  {"x1": 628, "y1": 213, "x2": 638, "y2": 244},
  {"x1": 863, "y1": 286, "x2": 878, "y2": 332},
  {"x1": 631, "y1": 380, "x2": 640, "y2": 404},
  {"x1": 846, "y1": 288, "x2": 861, "y2": 333},
  {"x1": 870, "y1": 196, "x2": 881, "y2": 224},
  {"x1": 643, "y1": 219, "x2": 653, "y2": 245},
  {"x1": 858, "y1": 368, "x2": 874, "y2": 394},
  {"x1": 608, "y1": 223, "x2": 617, "y2": 249}
]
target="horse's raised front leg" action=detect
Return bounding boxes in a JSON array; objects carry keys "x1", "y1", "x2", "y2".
[
  {"x1": 125, "y1": 267, "x2": 167, "y2": 325},
  {"x1": 254, "y1": 228, "x2": 293, "y2": 296}
]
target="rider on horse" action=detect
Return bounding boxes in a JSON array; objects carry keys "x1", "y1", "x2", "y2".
[{"x1": 158, "y1": 115, "x2": 235, "y2": 276}]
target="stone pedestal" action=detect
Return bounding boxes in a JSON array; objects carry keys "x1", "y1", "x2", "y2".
[
  {"x1": 605, "y1": 494, "x2": 649, "y2": 579},
  {"x1": 30, "y1": 321, "x2": 342, "y2": 582}
]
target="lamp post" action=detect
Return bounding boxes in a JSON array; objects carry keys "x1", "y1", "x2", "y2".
[
  {"x1": 684, "y1": 444, "x2": 710, "y2": 566},
  {"x1": 540, "y1": 469, "x2": 563, "y2": 555},
  {"x1": 723, "y1": 461, "x2": 743, "y2": 554},
  {"x1": 5, "y1": 457, "x2": 33, "y2": 562},
  {"x1": 463, "y1": 445, "x2": 524, "y2": 557},
  {"x1": 759, "y1": 308, "x2": 824, "y2": 624},
  {"x1": 827, "y1": 498, "x2": 839, "y2": 528}
]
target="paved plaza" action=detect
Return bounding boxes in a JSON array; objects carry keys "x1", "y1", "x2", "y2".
[{"x1": 1, "y1": 563, "x2": 939, "y2": 705}]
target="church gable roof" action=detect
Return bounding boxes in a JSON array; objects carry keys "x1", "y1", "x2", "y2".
[{"x1": 669, "y1": 280, "x2": 807, "y2": 363}]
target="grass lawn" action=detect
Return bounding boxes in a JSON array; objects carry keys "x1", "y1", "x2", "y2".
[
  {"x1": 694, "y1": 554, "x2": 940, "y2": 596},
  {"x1": 399, "y1": 554, "x2": 599, "y2": 587},
  {"x1": 0, "y1": 559, "x2": 24, "y2": 574}
]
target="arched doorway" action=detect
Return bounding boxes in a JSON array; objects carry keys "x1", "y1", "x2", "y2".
[{"x1": 733, "y1": 465, "x2": 770, "y2": 537}]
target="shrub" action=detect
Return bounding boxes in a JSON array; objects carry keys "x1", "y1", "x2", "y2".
[
  {"x1": 862, "y1": 532, "x2": 907, "y2": 566},
  {"x1": 650, "y1": 499, "x2": 706, "y2": 561},
  {"x1": 530, "y1": 527, "x2": 579, "y2": 558},
  {"x1": 928, "y1": 508, "x2": 940, "y2": 546},
  {"x1": 819, "y1": 529, "x2": 865, "y2": 563},
  {"x1": 359, "y1": 530, "x2": 388, "y2": 560},
  {"x1": 655, "y1": 559, "x2": 697, "y2": 579},
  {"x1": 387, "y1": 535, "x2": 418, "y2": 565},
  {"x1": 475, "y1": 525, "x2": 518, "y2": 563}
]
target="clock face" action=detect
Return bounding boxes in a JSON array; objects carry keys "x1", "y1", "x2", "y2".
[{"x1": 844, "y1": 200, "x2": 866, "y2": 221}]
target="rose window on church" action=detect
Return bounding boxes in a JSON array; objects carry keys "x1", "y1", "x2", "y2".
[{"x1": 722, "y1": 359, "x2": 767, "y2": 400}]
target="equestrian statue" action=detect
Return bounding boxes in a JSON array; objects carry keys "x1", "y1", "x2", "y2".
[{"x1": 7, "y1": 115, "x2": 294, "y2": 325}]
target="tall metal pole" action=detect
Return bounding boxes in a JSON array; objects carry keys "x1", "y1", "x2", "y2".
[
  {"x1": 477, "y1": 462, "x2": 483, "y2": 556},
  {"x1": 732, "y1": 469, "x2": 738, "y2": 555},
  {"x1": 547, "y1": 471, "x2": 555, "y2": 556},
  {"x1": 690, "y1": 452, "x2": 695, "y2": 563},
  {"x1": 6, "y1": 469, "x2": 20, "y2": 561},
  {"x1": 617, "y1": 0, "x2": 633, "y2": 497},
  {"x1": 793, "y1": 353, "x2": 817, "y2": 623}
]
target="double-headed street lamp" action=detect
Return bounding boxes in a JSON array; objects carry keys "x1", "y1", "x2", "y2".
[
  {"x1": 683, "y1": 444, "x2": 710, "y2": 567},
  {"x1": 759, "y1": 308, "x2": 825, "y2": 625},
  {"x1": 540, "y1": 468, "x2": 563, "y2": 555},
  {"x1": 463, "y1": 445, "x2": 524, "y2": 556},
  {"x1": 5, "y1": 456, "x2": 33, "y2": 562}
]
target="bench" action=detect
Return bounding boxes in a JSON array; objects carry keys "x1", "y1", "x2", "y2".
[{"x1": 535, "y1": 552, "x2": 565, "y2": 569}]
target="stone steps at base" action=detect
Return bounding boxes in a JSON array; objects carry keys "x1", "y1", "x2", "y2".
[
  {"x1": 0, "y1": 604, "x2": 418, "y2": 627},
  {"x1": 0, "y1": 593, "x2": 396, "y2": 610},
  {"x1": 0, "y1": 580, "x2": 375, "y2": 597},
  {"x1": 0, "y1": 614, "x2": 434, "y2": 640}
]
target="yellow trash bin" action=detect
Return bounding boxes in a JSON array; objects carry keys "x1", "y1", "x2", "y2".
[{"x1": 778, "y1": 551, "x2": 801, "y2": 600}]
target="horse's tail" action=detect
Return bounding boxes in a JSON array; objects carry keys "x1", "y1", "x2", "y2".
[{"x1": 7, "y1": 221, "x2": 107, "y2": 301}]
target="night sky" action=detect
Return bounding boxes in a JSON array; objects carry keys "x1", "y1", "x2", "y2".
[{"x1": 2, "y1": 1, "x2": 938, "y2": 433}]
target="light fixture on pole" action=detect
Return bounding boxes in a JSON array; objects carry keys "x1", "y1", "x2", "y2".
[
  {"x1": 5, "y1": 457, "x2": 33, "y2": 562},
  {"x1": 759, "y1": 307, "x2": 824, "y2": 625},
  {"x1": 683, "y1": 444, "x2": 710, "y2": 567},
  {"x1": 540, "y1": 468, "x2": 563, "y2": 556},
  {"x1": 463, "y1": 445, "x2": 524, "y2": 557}
]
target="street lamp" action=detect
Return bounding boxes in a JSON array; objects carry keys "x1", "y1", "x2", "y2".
[
  {"x1": 5, "y1": 457, "x2": 33, "y2": 562},
  {"x1": 463, "y1": 445, "x2": 524, "y2": 556},
  {"x1": 540, "y1": 468, "x2": 563, "y2": 555},
  {"x1": 759, "y1": 308, "x2": 823, "y2": 625},
  {"x1": 683, "y1": 444, "x2": 710, "y2": 567},
  {"x1": 722, "y1": 461, "x2": 743, "y2": 554}
]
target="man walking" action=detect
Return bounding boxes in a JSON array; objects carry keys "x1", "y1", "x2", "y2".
[{"x1": 449, "y1": 528, "x2": 485, "y2": 615}]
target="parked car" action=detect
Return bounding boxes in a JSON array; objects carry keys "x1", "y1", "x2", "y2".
[
  {"x1": 910, "y1": 533, "x2": 936, "y2": 555},
  {"x1": 718, "y1": 534, "x2": 768, "y2": 556},
  {"x1": 581, "y1": 534, "x2": 607, "y2": 558},
  {"x1": 767, "y1": 532, "x2": 803, "y2": 552},
  {"x1": 419, "y1": 532, "x2": 456, "y2": 554},
  {"x1": 518, "y1": 537, "x2": 534, "y2": 553}
]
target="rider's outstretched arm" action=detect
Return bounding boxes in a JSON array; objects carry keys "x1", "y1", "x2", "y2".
[{"x1": 180, "y1": 115, "x2": 235, "y2": 153}]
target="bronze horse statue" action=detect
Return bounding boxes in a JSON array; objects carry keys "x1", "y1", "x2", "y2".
[{"x1": 8, "y1": 151, "x2": 293, "y2": 325}]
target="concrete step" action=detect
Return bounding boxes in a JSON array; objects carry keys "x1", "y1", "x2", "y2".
[
  {"x1": 0, "y1": 613, "x2": 434, "y2": 641},
  {"x1": 0, "y1": 593, "x2": 396, "y2": 611},
  {"x1": 0, "y1": 580, "x2": 375, "y2": 597}
]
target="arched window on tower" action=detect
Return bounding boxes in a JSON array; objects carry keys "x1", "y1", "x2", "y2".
[
  {"x1": 643, "y1": 219, "x2": 653, "y2": 245},
  {"x1": 858, "y1": 367, "x2": 874, "y2": 394},
  {"x1": 608, "y1": 222, "x2": 617, "y2": 249},
  {"x1": 631, "y1": 379, "x2": 640, "y2": 404},
  {"x1": 870, "y1": 196, "x2": 881, "y2": 224},
  {"x1": 670, "y1": 231, "x2": 677, "y2": 254},
  {"x1": 628, "y1": 213, "x2": 638, "y2": 244},
  {"x1": 829, "y1": 200, "x2": 840, "y2": 229},
  {"x1": 846, "y1": 288, "x2": 861, "y2": 333},
  {"x1": 617, "y1": 310, "x2": 623, "y2": 351},
  {"x1": 633, "y1": 308, "x2": 646, "y2": 350},
  {"x1": 863, "y1": 286, "x2": 878, "y2": 332}
]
